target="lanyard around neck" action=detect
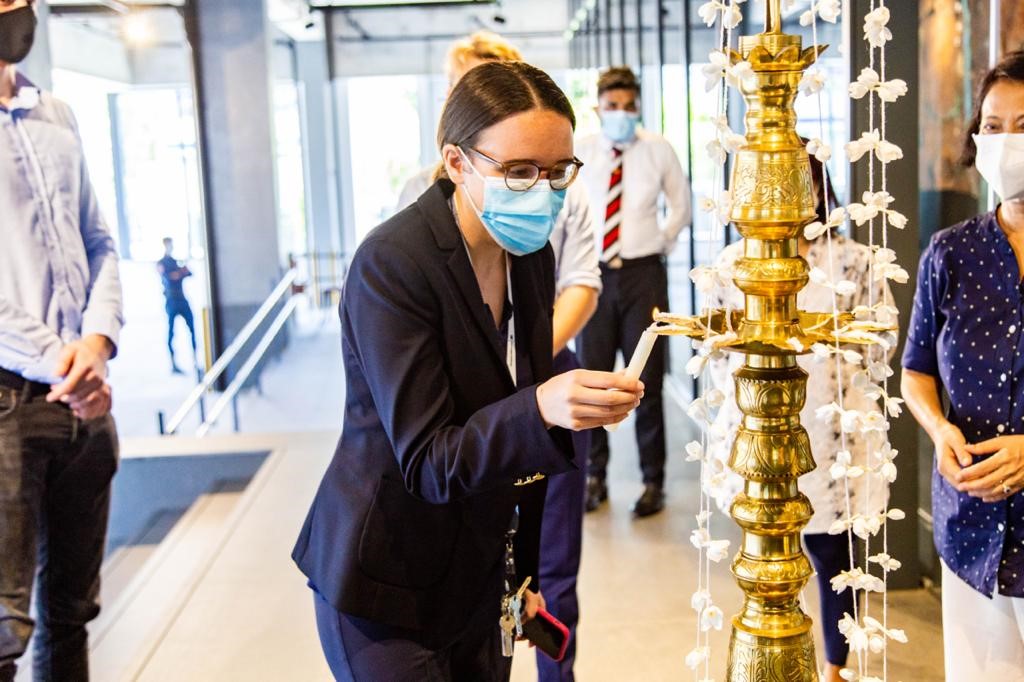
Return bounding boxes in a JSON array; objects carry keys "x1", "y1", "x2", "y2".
[
  {"x1": 505, "y1": 254, "x2": 516, "y2": 388},
  {"x1": 453, "y1": 200, "x2": 516, "y2": 387}
]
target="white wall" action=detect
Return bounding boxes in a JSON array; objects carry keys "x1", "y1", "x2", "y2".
[{"x1": 50, "y1": 21, "x2": 132, "y2": 83}]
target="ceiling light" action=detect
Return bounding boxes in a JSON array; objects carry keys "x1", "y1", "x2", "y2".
[{"x1": 122, "y1": 13, "x2": 156, "y2": 47}]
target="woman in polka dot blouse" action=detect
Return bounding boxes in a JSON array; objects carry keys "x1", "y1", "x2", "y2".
[{"x1": 902, "y1": 50, "x2": 1024, "y2": 680}]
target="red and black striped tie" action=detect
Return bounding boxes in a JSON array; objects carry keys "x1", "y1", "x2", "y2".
[{"x1": 603, "y1": 147, "x2": 623, "y2": 263}]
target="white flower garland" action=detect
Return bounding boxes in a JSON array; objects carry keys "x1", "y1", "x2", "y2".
[
  {"x1": 685, "y1": 3, "x2": 750, "y2": 678},
  {"x1": 806, "y1": 1, "x2": 908, "y2": 680},
  {"x1": 688, "y1": 2, "x2": 909, "y2": 679}
]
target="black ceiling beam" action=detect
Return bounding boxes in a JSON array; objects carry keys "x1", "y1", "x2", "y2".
[
  {"x1": 48, "y1": 3, "x2": 180, "y2": 17},
  {"x1": 330, "y1": 28, "x2": 566, "y2": 43},
  {"x1": 310, "y1": 1, "x2": 495, "y2": 11},
  {"x1": 341, "y1": 10, "x2": 372, "y2": 39}
]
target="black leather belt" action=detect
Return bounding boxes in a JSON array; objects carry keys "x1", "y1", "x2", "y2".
[
  {"x1": 600, "y1": 254, "x2": 665, "y2": 271},
  {"x1": 0, "y1": 368, "x2": 50, "y2": 397}
]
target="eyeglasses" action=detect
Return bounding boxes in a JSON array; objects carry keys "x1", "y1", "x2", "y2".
[{"x1": 462, "y1": 147, "x2": 584, "y2": 192}]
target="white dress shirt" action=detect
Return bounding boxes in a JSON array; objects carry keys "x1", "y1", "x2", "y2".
[
  {"x1": 575, "y1": 129, "x2": 691, "y2": 260},
  {"x1": 550, "y1": 182, "x2": 601, "y2": 295},
  {"x1": 0, "y1": 76, "x2": 123, "y2": 383},
  {"x1": 396, "y1": 165, "x2": 435, "y2": 212}
]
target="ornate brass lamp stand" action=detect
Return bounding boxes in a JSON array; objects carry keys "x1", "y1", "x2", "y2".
[{"x1": 647, "y1": 2, "x2": 890, "y2": 679}]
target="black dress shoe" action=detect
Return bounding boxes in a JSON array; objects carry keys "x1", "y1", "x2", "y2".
[
  {"x1": 585, "y1": 476, "x2": 608, "y2": 512},
  {"x1": 633, "y1": 484, "x2": 665, "y2": 518}
]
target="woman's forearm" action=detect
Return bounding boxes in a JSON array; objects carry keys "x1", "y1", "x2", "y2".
[{"x1": 901, "y1": 368, "x2": 948, "y2": 440}]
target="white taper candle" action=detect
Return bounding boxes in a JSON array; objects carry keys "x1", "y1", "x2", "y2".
[{"x1": 605, "y1": 328, "x2": 658, "y2": 432}]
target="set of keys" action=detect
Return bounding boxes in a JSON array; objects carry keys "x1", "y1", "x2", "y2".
[{"x1": 499, "y1": 576, "x2": 531, "y2": 657}]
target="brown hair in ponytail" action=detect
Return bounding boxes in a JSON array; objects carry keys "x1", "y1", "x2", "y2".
[{"x1": 436, "y1": 61, "x2": 575, "y2": 179}]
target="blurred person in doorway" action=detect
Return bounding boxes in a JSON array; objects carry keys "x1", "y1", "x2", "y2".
[
  {"x1": 399, "y1": 33, "x2": 601, "y2": 680},
  {"x1": 395, "y1": 30, "x2": 524, "y2": 210},
  {"x1": 575, "y1": 66, "x2": 691, "y2": 518},
  {"x1": 0, "y1": 1, "x2": 124, "y2": 680},
  {"x1": 157, "y1": 237, "x2": 197, "y2": 375}
]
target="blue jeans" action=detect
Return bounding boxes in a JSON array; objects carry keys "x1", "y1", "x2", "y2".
[
  {"x1": 165, "y1": 296, "x2": 196, "y2": 362},
  {"x1": 0, "y1": 376, "x2": 118, "y2": 682},
  {"x1": 804, "y1": 532, "x2": 857, "y2": 667}
]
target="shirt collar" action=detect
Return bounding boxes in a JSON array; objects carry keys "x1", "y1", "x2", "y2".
[
  {"x1": 988, "y1": 206, "x2": 1018, "y2": 262},
  {"x1": 601, "y1": 130, "x2": 641, "y2": 152},
  {"x1": 3, "y1": 72, "x2": 40, "y2": 114}
]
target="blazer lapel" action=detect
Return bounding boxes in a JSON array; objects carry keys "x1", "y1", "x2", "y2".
[
  {"x1": 418, "y1": 180, "x2": 513, "y2": 388},
  {"x1": 446, "y1": 248, "x2": 511, "y2": 383}
]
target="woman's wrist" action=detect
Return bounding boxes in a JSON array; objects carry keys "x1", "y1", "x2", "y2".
[
  {"x1": 534, "y1": 382, "x2": 553, "y2": 429},
  {"x1": 929, "y1": 417, "x2": 956, "y2": 443}
]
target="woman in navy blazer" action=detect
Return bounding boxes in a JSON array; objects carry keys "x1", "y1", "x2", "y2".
[{"x1": 293, "y1": 62, "x2": 643, "y2": 681}]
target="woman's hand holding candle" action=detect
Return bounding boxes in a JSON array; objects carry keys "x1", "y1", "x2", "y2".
[
  {"x1": 606, "y1": 326, "x2": 660, "y2": 432},
  {"x1": 536, "y1": 370, "x2": 644, "y2": 431}
]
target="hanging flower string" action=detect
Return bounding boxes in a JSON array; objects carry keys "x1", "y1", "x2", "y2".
[
  {"x1": 685, "y1": 3, "x2": 749, "y2": 679},
  {"x1": 872, "y1": 2, "x2": 902, "y2": 678},
  {"x1": 686, "y1": 3, "x2": 909, "y2": 679},
  {"x1": 803, "y1": 1, "x2": 909, "y2": 680}
]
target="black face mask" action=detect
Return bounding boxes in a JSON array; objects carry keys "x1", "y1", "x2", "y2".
[{"x1": 0, "y1": 6, "x2": 36, "y2": 65}]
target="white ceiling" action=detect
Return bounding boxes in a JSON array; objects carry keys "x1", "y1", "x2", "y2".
[
  {"x1": 322, "y1": 0, "x2": 568, "y2": 43},
  {"x1": 43, "y1": 0, "x2": 567, "y2": 44}
]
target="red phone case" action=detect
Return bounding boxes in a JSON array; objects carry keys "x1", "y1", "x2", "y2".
[{"x1": 524, "y1": 608, "x2": 570, "y2": 662}]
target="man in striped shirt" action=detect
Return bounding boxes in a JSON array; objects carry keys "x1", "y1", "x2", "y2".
[{"x1": 575, "y1": 66, "x2": 691, "y2": 518}]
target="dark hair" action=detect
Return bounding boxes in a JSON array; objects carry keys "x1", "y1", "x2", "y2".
[
  {"x1": 597, "y1": 66, "x2": 640, "y2": 96},
  {"x1": 437, "y1": 61, "x2": 575, "y2": 155},
  {"x1": 799, "y1": 137, "x2": 839, "y2": 225},
  {"x1": 961, "y1": 50, "x2": 1024, "y2": 167},
  {"x1": 808, "y1": 151, "x2": 838, "y2": 225}
]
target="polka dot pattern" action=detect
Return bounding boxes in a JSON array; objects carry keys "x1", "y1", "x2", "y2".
[{"x1": 903, "y1": 211, "x2": 1024, "y2": 598}]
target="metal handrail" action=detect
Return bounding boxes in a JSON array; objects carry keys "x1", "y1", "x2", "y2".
[
  {"x1": 163, "y1": 269, "x2": 298, "y2": 435},
  {"x1": 196, "y1": 296, "x2": 300, "y2": 437}
]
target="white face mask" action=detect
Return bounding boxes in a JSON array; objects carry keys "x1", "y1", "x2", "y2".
[{"x1": 973, "y1": 132, "x2": 1024, "y2": 202}]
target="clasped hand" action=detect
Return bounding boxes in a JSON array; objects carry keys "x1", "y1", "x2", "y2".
[
  {"x1": 935, "y1": 421, "x2": 1024, "y2": 502},
  {"x1": 46, "y1": 335, "x2": 114, "y2": 421}
]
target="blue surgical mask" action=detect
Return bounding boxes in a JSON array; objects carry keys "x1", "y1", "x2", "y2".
[
  {"x1": 460, "y1": 153, "x2": 565, "y2": 256},
  {"x1": 601, "y1": 110, "x2": 640, "y2": 144}
]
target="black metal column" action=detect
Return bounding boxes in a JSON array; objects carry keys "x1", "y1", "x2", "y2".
[{"x1": 848, "y1": 0, "x2": 922, "y2": 591}]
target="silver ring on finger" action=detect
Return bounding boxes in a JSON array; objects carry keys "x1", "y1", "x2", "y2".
[{"x1": 1002, "y1": 482, "x2": 1012, "y2": 495}]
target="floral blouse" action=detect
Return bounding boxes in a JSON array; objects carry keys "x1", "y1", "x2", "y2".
[
  {"x1": 903, "y1": 211, "x2": 1024, "y2": 598},
  {"x1": 707, "y1": 235, "x2": 891, "y2": 535}
]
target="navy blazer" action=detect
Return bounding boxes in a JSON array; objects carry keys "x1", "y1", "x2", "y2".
[{"x1": 293, "y1": 179, "x2": 576, "y2": 647}]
